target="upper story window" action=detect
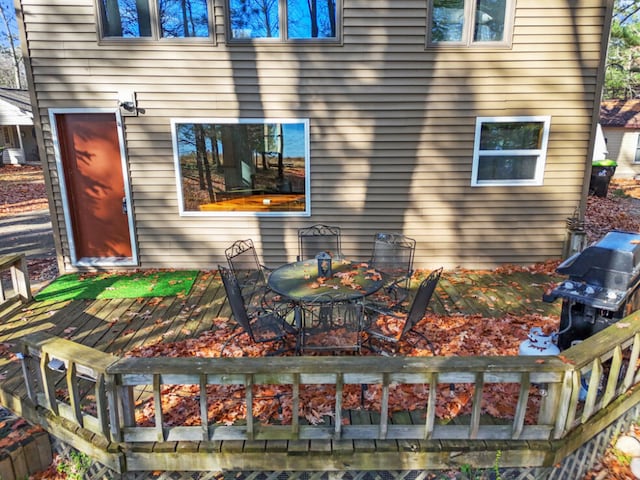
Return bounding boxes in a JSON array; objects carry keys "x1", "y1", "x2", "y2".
[
  {"x1": 635, "y1": 134, "x2": 640, "y2": 164},
  {"x1": 228, "y1": 0, "x2": 339, "y2": 42},
  {"x1": 427, "y1": 0, "x2": 514, "y2": 47},
  {"x1": 172, "y1": 118, "x2": 311, "y2": 217},
  {"x1": 98, "y1": 0, "x2": 212, "y2": 40},
  {"x1": 471, "y1": 116, "x2": 551, "y2": 187}
]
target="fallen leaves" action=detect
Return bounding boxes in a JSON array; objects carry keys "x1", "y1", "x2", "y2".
[
  {"x1": 0, "y1": 165, "x2": 48, "y2": 217},
  {"x1": 123, "y1": 310, "x2": 558, "y2": 428},
  {"x1": 584, "y1": 194, "x2": 640, "y2": 244}
]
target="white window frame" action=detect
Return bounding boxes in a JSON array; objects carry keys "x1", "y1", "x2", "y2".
[
  {"x1": 471, "y1": 116, "x2": 551, "y2": 187},
  {"x1": 172, "y1": 117, "x2": 311, "y2": 217},
  {"x1": 426, "y1": 0, "x2": 515, "y2": 48}
]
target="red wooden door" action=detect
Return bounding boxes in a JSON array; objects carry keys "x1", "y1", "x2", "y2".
[{"x1": 56, "y1": 113, "x2": 133, "y2": 260}]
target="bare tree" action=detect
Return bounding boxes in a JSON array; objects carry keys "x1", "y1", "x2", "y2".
[{"x1": 0, "y1": 0, "x2": 23, "y2": 88}]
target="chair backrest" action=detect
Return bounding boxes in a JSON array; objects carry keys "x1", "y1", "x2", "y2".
[
  {"x1": 225, "y1": 239, "x2": 267, "y2": 289},
  {"x1": 400, "y1": 267, "x2": 443, "y2": 339},
  {"x1": 218, "y1": 265, "x2": 255, "y2": 341},
  {"x1": 302, "y1": 292, "x2": 365, "y2": 352},
  {"x1": 297, "y1": 224, "x2": 342, "y2": 261},
  {"x1": 370, "y1": 232, "x2": 416, "y2": 281}
]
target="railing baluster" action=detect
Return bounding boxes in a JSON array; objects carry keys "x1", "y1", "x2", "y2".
[
  {"x1": 512, "y1": 372, "x2": 530, "y2": 439},
  {"x1": 424, "y1": 374, "x2": 436, "y2": 440},
  {"x1": 469, "y1": 372, "x2": 483, "y2": 439},
  {"x1": 105, "y1": 373, "x2": 122, "y2": 442},
  {"x1": 539, "y1": 376, "x2": 562, "y2": 427},
  {"x1": 335, "y1": 373, "x2": 343, "y2": 437},
  {"x1": 626, "y1": 333, "x2": 640, "y2": 389},
  {"x1": 121, "y1": 384, "x2": 136, "y2": 428},
  {"x1": 153, "y1": 374, "x2": 164, "y2": 441},
  {"x1": 379, "y1": 373, "x2": 389, "y2": 440},
  {"x1": 20, "y1": 343, "x2": 36, "y2": 401},
  {"x1": 554, "y1": 370, "x2": 575, "y2": 439},
  {"x1": 40, "y1": 352, "x2": 58, "y2": 415},
  {"x1": 67, "y1": 362, "x2": 83, "y2": 427},
  {"x1": 582, "y1": 358, "x2": 603, "y2": 423},
  {"x1": 95, "y1": 373, "x2": 110, "y2": 438},
  {"x1": 246, "y1": 374, "x2": 254, "y2": 440},
  {"x1": 602, "y1": 345, "x2": 623, "y2": 407},
  {"x1": 292, "y1": 373, "x2": 299, "y2": 437},
  {"x1": 199, "y1": 374, "x2": 208, "y2": 440}
]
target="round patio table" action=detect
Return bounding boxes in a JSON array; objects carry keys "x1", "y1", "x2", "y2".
[{"x1": 268, "y1": 259, "x2": 384, "y2": 303}]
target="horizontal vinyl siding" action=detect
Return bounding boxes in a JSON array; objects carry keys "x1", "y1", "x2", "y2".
[
  {"x1": 602, "y1": 128, "x2": 640, "y2": 179},
  {"x1": 19, "y1": 0, "x2": 611, "y2": 270}
]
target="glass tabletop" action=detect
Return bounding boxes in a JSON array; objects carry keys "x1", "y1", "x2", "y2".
[{"x1": 268, "y1": 259, "x2": 384, "y2": 303}]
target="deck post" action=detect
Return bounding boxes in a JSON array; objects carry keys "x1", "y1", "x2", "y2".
[{"x1": 10, "y1": 254, "x2": 32, "y2": 302}]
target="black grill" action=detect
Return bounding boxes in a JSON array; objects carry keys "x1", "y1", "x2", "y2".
[{"x1": 544, "y1": 230, "x2": 640, "y2": 349}]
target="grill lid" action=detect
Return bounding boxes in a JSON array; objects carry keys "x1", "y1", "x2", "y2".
[
  {"x1": 556, "y1": 230, "x2": 640, "y2": 290},
  {"x1": 543, "y1": 231, "x2": 640, "y2": 311}
]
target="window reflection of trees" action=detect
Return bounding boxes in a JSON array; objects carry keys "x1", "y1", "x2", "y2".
[
  {"x1": 100, "y1": 0, "x2": 209, "y2": 38},
  {"x1": 431, "y1": 0, "x2": 508, "y2": 44},
  {"x1": 175, "y1": 122, "x2": 308, "y2": 213},
  {"x1": 229, "y1": 0, "x2": 336, "y2": 40}
]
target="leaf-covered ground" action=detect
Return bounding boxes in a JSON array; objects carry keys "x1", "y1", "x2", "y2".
[{"x1": 0, "y1": 165, "x2": 48, "y2": 216}]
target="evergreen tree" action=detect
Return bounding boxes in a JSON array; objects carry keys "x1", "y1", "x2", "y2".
[{"x1": 604, "y1": 0, "x2": 640, "y2": 99}]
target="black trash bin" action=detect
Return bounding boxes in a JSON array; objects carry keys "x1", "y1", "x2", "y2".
[{"x1": 589, "y1": 159, "x2": 617, "y2": 197}]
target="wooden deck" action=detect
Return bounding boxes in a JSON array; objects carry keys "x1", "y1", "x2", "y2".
[
  {"x1": 0, "y1": 266, "x2": 569, "y2": 473},
  {"x1": 0, "y1": 266, "x2": 562, "y2": 360}
]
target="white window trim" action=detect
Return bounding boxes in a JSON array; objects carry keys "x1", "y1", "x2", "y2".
[
  {"x1": 172, "y1": 117, "x2": 311, "y2": 217},
  {"x1": 471, "y1": 116, "x2": 551, "y2": 187},
  {"x1": 426, "y1": 0, "x2": 515, "y2": 48}
]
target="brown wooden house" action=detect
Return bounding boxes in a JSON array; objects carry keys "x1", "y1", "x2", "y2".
[{"x1": 15, "y1": 0, "x2": 614, "y2": 273}]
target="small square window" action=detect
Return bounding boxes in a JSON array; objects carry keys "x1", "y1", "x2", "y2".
[
  {"x1": 471, "y1": 116, "x2": 551, "y2": 187},
  {"x1": 172, "y1": 119, "x2": 311, "y2": 216},
  {"x1": 98, "y1": 0, "x2": 212, "y2": 40},
  {"x1": 427, "y1": 0, "x2": 514, "y2": 47},
  {"x1": 228, "y1": 0, "x2": 339, "y2": 42}
]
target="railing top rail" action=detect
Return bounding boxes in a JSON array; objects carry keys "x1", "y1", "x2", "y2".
[
  {"x1": 22, "y1": 331, "x2": 118, "y2": 375},
  {"x1": 561, "y1": 310, "x2": 640, "y2": 368},
  {"x1": 0, "y1": 253, "x2": 26, "y2": 271},
  {"x1": 107, "y1": 353, "x2": 569, "y2": 375}
]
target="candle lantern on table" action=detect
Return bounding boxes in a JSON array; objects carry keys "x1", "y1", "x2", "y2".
[{"x1": 316, "y1": 251, "x2": 332, "y2": 278}]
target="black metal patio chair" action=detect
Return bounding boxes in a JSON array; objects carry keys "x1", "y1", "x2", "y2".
[
  {"x1": 364, "y1": 267, "x2": 443, "y2": 355},
  {"x1": 367, "y1": 232, "x2": 417, "y2": 307},
  {"x1": 218, "y1": 265, "x2": 298, "y2": 355},
  {"x1": 299, "y1": 292, "x2": 365, "y2": 354},
  {"x1": 225, "y1": 238, "x2": 274, "y2": 308},
  {"x1": 297, "y1": 224, "x2": 343, "y2": 261}
]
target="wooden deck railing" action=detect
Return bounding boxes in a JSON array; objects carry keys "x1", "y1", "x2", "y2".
[
  {"x1": 18, "y1": 310, "x2": 640, "y2": 447},
  {"x1": 0, "y1": 253, "x2": 32, "y2": 317}
]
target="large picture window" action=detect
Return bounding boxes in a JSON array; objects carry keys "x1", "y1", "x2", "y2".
[
  {"x1": 98, "y1": 0, "x2": 212, "y2": 40},
  {"x1": 428, "y1": 0, "x2": 514, "y2": 47},
  {"x1": 172, "y1": 119, "x2": 310, "y2": 216},
  {"x1": 228, "y1": 0, "x2": 339, "y2": 41},
  {"x1": 471, "y1": 116, "x2": 551, "y2": 186}
]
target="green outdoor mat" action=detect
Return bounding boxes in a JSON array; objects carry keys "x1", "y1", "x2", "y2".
[{"x1": 34, "y1": 270, "x2": 199, "y2": 302}]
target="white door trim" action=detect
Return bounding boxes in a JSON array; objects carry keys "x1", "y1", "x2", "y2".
[{"x1": 49, "y1": 107, "x2": 139, "y2": 267}]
